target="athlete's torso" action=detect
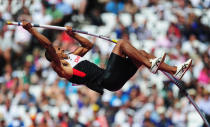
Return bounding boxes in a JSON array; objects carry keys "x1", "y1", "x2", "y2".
[
  {"x1": 64, "y1": 53, "x2": 86, "y2": 68},
  {"x1": 52, "y1": 53, "x2": 105, "y2": 94},
  {"x1": 51, "y1": 53, "x2": 85, "y2": 78},
  {"x1": 61, "y1": 53, "x2": 104, "y2": 84}
]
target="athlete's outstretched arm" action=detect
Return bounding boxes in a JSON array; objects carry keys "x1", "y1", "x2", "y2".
[
  {"x1": 22, "y1": 21, "x2": 60, "y2": 65},
  {"x1": 65, "y1": 26, "x2": 93, "y2": 56}
]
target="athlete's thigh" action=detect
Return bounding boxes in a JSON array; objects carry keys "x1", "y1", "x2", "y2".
[
  {"x1": 112, "y1": 46, "x2": 142, "y2": 68},
  {"x1": 102, "y1": 53, "x2": 138, "y2": 91},
  {"x1": 111, "y1": 41, "x2": 126, "y2": 58}
]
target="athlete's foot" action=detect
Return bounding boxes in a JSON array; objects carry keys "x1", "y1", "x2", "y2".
[
  {"x1": 150, "y1": 53, "x2": 166, "y2": 74},
  {"x1": 174, "y1": 59, "x2": 192, "y2": 80}
]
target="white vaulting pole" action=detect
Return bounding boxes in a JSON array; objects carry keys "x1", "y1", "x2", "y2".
[
  {"x1": 6, "y1": 21, "x2": 210, "y2": 127},
  {"x1": 7, "y1": 21, "x2": 67, "y2": 31},
  {"x1": 6, "y1": 21, "x2": 118, "y2": 43}
]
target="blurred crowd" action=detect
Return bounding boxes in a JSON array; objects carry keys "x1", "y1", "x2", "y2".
[{"x1": 0, "y1": 0, "x2": 210, "y2": 127}]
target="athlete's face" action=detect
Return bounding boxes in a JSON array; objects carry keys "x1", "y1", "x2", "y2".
[{"x1": 54, "y1": 46, "x2": 66, "y2": 59}]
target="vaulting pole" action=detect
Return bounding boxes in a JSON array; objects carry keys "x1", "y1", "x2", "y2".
[{"x1": 6, "y1": 21, "x2": 118, "y2": 43}]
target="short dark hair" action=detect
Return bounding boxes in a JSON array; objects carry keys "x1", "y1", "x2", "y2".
[{"x1": 45, "y1": 51, "x2": 52, "y2": 62}]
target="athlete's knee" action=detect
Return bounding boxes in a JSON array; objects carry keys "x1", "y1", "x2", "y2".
[
  {"x1": 117, "y1": 39, "x2": 129, "y2": 48},
  {"x1": 118, "y1": 39, "x2": 129, "y2": 44}
]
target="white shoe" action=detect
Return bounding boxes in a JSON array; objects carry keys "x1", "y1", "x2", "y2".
[
  {"x1": 150, "y1": 53, "x2": 166, "y2": 74},
  {"x1": 174, "y1": 59, "x2": 192, "y2": 80}
]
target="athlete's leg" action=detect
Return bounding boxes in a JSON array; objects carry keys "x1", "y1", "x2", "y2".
[
  {"x1": 138, "y1": 49, "x2": 192, "y2": 79},
  {"x1": 138, "y1": 50, "x2": 177, "y2": 74},
  {"x1": 112, "y1": 40, "x2": 151, "y2": 68},
  {"x1": 102, "y1": 43, "x2": 139, "y2": 91},
  {"x1": 113, "y1": 39, "x2": 176, "y2": 74}
]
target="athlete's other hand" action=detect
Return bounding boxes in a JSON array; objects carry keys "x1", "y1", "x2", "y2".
[
  {"x1": 22, "y1": 21, "x2": 32, "y2": 31},
  {"x1": 66, "y1": 26, "x2": 74, "y2": 36}
]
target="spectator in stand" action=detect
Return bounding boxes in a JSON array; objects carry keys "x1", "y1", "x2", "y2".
[
  {"x1": 46, "y1": 3, "x2": 63, "y2": 24},
  {"x1": 136, "y1": 19, "x2": 153, "y2": 41},
  {"x1": 156, "y1": 107, "x2": 174, "y2": 127},
  {"x1": 105, "y1": 0, "x2": 125, "y2": 14},
  {"x1": 124, "y1": 0, "x2": 139, "y2": 15},
  {"x1": 89, "y1": 8, "x2": 104, "y2": 26},
  {"x1": 56, "y1": 0, "x2": 73, "y2": 16},
  {"x1": 167, "y1": 22, "x2": 182, "y2": 46}
]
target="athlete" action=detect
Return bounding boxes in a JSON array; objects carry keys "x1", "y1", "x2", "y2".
[{"x1": 22, "y1": 21, "x2": 192, "y2": 95}]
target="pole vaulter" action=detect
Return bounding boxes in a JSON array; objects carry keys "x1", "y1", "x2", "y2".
[{"x1": 6, "y1": 21, "x2": 209, "y2": 127}]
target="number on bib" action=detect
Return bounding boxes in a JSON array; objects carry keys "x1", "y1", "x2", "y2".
[{"x1": 74, "y1": 56, "x2": 81, "y2": 63}]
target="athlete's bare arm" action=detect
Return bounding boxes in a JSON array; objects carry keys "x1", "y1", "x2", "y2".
[
  {"x1": 22, "y1": 21, "x2": 73, "y2": 78},
  {"x1": 22, "y1": 21, "x2": 60, "y2": 65},
  {"x1": 65, "y1": 26, "x2": 93, "y2": 56}
]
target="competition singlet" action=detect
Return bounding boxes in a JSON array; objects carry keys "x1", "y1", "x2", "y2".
[
  {"x1": 64, "y1": 53, "x2": 86, "y2": 77},
  {"x1": 65, "y1": 53, "x2": 86, "y2": 67}
]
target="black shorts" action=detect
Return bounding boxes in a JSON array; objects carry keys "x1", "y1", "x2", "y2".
[{"x1": 101, "y1": 53, "x2": 138, "y2": 91}]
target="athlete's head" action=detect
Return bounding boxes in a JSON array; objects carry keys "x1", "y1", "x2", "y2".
[
  {"x1": 45, "y1": 46, "x2": 66, "y2": 62},
  {"x1": 54, "y1": 46, "x2": 67, "y2": 59}
]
